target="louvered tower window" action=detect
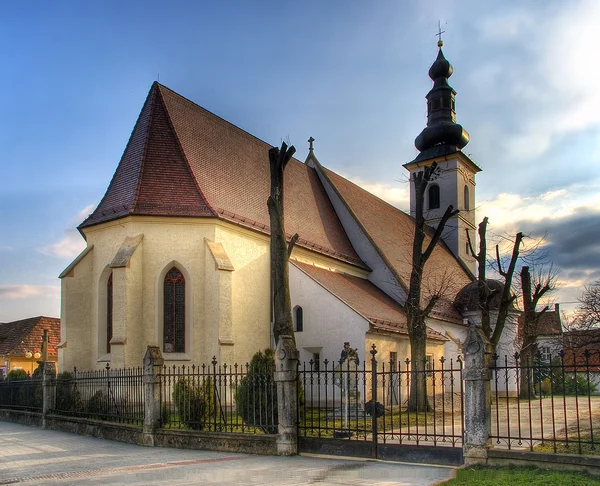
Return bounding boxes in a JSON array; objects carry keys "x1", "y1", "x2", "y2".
[
  {"x1": 428, "y1": 184, "x2": 440, "y2": 210},
  {"x1": 107, "y1": 273, "x2": 113, "y2": 354},
  {"x1": 164, "y1": 267, "x2": 185, "y2": 353}
]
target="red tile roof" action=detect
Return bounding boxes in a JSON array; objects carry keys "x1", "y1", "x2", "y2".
[
  {"x1": 81, "y1": 83, "x2": 363, "y2": 268},
  {"x1": 316, "y1": 165, "x2": 470, "y2": 324},
  {"x1": 0, "y1": 316, "x2": 60, "y2": 357},
  {"x1": 293, "y1": 261, "x2": 446, "y2": 341}
]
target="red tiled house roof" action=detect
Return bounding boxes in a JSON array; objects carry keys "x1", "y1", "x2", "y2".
[
  {"x1": 293, "y1": 261, "x2": 446, "y2": 341},
  {"x1": 80, "y1": 83, "x2": 363, "y2": 268},
  {"x1": 0, "y1": 316, "x2": 61, "y2": 357},
  {"x1": 315, "y1": 165, "x2": 471, "y2": 324}
]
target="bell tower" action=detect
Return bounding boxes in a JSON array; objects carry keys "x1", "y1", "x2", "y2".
[{"x1": 403, "y1": 38, "x2": 480, "y2": 276}]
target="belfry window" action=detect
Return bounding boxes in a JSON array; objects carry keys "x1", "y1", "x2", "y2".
[
  {"x1": 428, "y1": 184, "x2": 440, "y2": 210},
  {"x1": 164, "y1": 267, "x2": 185, "y2": 353},
  {"x1": 107, "y1": 273, "x2": 113, "y2": 354},
  {"x1": 464, "y1": 185, "x2": 470, "y2": 211}
]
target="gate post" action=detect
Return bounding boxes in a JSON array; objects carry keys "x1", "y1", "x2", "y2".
[
  {"x1": 142, "y1": 345, "x2": 164, "y2": 446},
  {"x1": 42, "y1": 361, "x2": 56, "y2": 429},
  {"x1": 462, "y1": 320, "x2": 493, "y2": 466},
  {"x1": 274, "y1": 335, "x2": 299, "y2": 455}
]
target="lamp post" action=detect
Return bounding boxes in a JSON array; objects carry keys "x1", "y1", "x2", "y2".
[{"x1": 24, "y1": 349, "x2": 41, "y2": 375}]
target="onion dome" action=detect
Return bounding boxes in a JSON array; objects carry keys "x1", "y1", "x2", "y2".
[
  {"x1": 454, "y1": 280, "x2": 507, "y2": 313},
  {"x1": 414, "y1": 44, "x2": 470, "y2": 154}
]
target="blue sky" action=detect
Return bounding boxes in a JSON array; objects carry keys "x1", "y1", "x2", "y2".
[{"x1": 2, "y1": 0, "x2": 599, "y2": 322}]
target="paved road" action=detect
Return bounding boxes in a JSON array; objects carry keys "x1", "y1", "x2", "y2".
[{"x1": 0, "y1": 422, "x2": 454, "y2": 485}]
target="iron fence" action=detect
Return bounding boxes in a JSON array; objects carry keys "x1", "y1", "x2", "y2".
[
  {"x1": 50, "y1": 365, "x2": 144, "y2": 425},
  {"x1": 491, "y1": 350, "x2": 599, "y2": 455},
  {"x1": 298, "y1": 349, "x2": 464, "y2": 448},
  {"x1": 0, "y1": 377, "x2": 43, "y2": 412},
  {"x1": 158, "y1": 358, "x2": 277, "y2": 434}
]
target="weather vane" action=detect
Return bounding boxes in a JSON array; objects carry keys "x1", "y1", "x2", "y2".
[{"x1": 436, "y1": 20, "x2": 445, "y2": 48}]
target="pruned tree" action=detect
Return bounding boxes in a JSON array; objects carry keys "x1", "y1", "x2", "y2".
[
  {"x1": 518, "y1": 264, "x2": 556, "y2": 398},
  {"x1": 406, "y1": 162, "x2": 459, "y2": 412},
  {"x1": 466, "y1": 223, "x2": 523, "y2": 348},
  {"x1": 574, "y1": 280, "x2": 600, "y2": 330},
  {"x1": 267, "y1": 142, "x2": 299, "y2": 345}
]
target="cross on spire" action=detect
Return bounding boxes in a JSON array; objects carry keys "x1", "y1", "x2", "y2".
[
  {"x1": 436, "y1": 20, "x2": 445, "y2": 48},
  {"x1": 308, "y1": 136, "x2": 315, "y2": 152}
]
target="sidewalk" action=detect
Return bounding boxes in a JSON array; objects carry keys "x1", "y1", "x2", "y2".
[{"x1": 0, "y1": 422, "x2": 454, "y2": 485}]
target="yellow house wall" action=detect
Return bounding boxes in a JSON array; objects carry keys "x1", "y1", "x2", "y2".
[{"x1": 4, "y1": 356, "x2": 58, "y2": 375}]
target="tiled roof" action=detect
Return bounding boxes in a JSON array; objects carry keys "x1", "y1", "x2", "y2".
[
  {"x1": 81, "y1": 83, "x2": 363, "y2": 268},
  {"x1": 293, "y1": 261, "x2": 446, "y2": 341},
  {"x1": 0, "y1": 316, "x2": 60, "y2": 357},
  {"x1": 316, "y1": 164, "x2": 470, "y2": 324},
  {"x1": 518, "y1": 309, "x2": 562, "y2": 338}
]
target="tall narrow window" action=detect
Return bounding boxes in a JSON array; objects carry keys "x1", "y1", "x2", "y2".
[
  {"x1": 428, "y1": 184, "x2": 440, "y2": 210},
  {"x1": 294, "y1": 306, "x2": 303, "y2": 332},
  {"x1": 107, "y1": 273, "x2": 113, "y2": 354},
  {"x1": 464, "y1": 185, "x2": 470, "y2": 211},
  {"x1": 164, "y1": 267, "x2": 185, "y2": 353}
]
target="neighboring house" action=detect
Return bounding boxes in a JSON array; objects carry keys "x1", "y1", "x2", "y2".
[
  {"x1": 60, "y1": 44, "x2": 500, "y2": 372},
  {"x1": 0, "y1": 316, "x2": 60, "y2": 376},
  {"x1": 535, "y1": 303, "x2": 564, "y2": 363},
  {"x1": 563, "y1": 328, "x2": 600, "y2": 394}
]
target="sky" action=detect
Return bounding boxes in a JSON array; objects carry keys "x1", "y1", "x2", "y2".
[{"x1": 1, "y1": 0, "x2": 599, "y2": 322}]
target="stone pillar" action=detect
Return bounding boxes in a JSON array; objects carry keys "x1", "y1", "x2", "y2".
[
  {"x1": 463, "y1": 320, "x2": 493, "y2": 466},
  {"x1": 42, "y1": 361, "x2": 56, "y2": 429},
  {"x1": 142, "y1": 345, "x2": 164, "y2": 446},
  {"x1": 274, "y1": 335, "x2": 299, "y2": 455}
]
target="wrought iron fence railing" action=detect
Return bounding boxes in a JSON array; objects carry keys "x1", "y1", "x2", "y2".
[
  {"x1": 298, "y1": 350, "x2": 464, "y2": 448},
  {"x1": 491, "y1": 350, "x2": 599, "y2": 455},
  {"x1": 0, "y1": 377, "x2": 43, "y2": 412},
  {"x1": 158, "y1": 358, "x2": 277, "y2": 434},
  {"x1": 51, "y1": 365, "x2": 144, "y2": 425}
]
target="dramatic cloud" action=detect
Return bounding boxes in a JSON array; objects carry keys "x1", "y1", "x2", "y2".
[
  {"x1": 40, "y1": 205, "x2": 92, "y2": 259},
  {"x1": 0, "y1": 285, "x2": 60, "y2": 301},
  {"x1": 347, "y1": 177, "x2": 410, "y2": 211}
]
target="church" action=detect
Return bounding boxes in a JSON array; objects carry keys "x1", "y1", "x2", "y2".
[{"x1": 59, "y1": 43, "x2": 512, "y2": 372}]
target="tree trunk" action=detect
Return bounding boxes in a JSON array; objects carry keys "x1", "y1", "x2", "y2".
[{"x1": 268, "y1": 142, "x2": 298, "y2": 345}]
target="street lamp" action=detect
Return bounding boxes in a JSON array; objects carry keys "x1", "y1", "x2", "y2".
[{"x1": 22, "y1": 343, "x2": 41, "y2": 374}]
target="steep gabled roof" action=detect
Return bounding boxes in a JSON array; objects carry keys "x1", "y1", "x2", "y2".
[
  {"x1": 293, "y1": 261, "x2": 446, "y2": 341},
  {"x1": 0, "y1": 316, "x2": 60, "y2": 357},
  {"x1": 315, "y1": 164, "x2": 470, "y2": 323},
  {"x1": 81, "y1": 83, "x2": 363, "y2": 268}
]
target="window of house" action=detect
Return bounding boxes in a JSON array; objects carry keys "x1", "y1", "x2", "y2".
[
  {"x1": 390, "y1": 351, "x2": 398, "y2": 372},
  {"x1": 428, "y1": 184, "x2": 440, "y2": 210},
  {"x1": 164, "y1": 267, "x2": 185, "y2": 353},
  {"x1": 107, "y1": 273, "x2": 113, "y2": 354},
  {"x1": 464, "y1": 185, "x2": 470, "y2": 211},
  {"x1": 540, "y1": 346, "x2": 551, "y2": 363},
  {"x1": 426, "y1": 354, "x2": 434, "y2": 376},
  {"x1": 294, "y1": 306, "x2": 303, "y2": 332}
]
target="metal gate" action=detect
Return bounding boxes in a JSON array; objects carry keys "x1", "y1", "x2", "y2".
[{"x1": 297, "y1": 346, "x2": 464, "y2": 465}]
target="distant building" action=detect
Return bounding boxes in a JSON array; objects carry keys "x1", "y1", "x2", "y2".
[{"x1": 0, "y1": 316, "x2": 60, "y2": 376}]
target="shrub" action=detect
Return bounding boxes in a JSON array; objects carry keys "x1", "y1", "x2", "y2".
[
  {"x1": 542, "y1": 358, "x2": 598, "y2": 396},
  {"x1": 55, "y1": 371, "x2": 82, "y2": 412},
  {"x1": 4, "y1": 369, "x2": 32, "y2": 408},
  {"x1": 6, "y1": 369, "x2": 29, "y2": 381},
  {"x1": 86, "y1": 390, "x2": 109, "y2": 419},
  {"x1": 235, "y1": 349, "x2": 278, "y2": 434},
  {"x1": 172, "y1": 377, "x2": 220, "y2": 430}
]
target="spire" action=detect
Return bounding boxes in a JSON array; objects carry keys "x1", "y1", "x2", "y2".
[{"x1": 413, "y1": 39, "x2": 470, "y2": 155}]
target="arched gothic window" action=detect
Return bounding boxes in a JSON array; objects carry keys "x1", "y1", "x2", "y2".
[
  {"x1": 428, "y1": 184, "x2": 440, "y2": 210},
  {"x1": 164, "y1": 267, "x2": 185, "y2": 353},
  {"x1": 107, "y1": 273, "x2": 113, "y2": 354},
  {"x1": 294, "y1": 306, "x2": 303, "y2": 332},
  {"x1": 464, "y1": 185, "x2": 470, "y2": 211}
]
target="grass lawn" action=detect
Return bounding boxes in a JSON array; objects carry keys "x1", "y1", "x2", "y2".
[{"x1": 444, "y1": 466, "x2": 598, "y2": 485}]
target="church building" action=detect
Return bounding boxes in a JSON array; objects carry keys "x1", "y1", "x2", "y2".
[{"x1": 59, "y1": 43, "x2": 499, "y2": 372}]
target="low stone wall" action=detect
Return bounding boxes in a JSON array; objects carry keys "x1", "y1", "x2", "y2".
[
  {"x1": 44, "y1": 415, "x2": 143, "y2": 445},
  {"x1": 0, "y1": 409, "x2": 42, "y2": 427},
  {"x1": 154, "y1": 429, "x2": 277, "y2": 455},
  {"x1": 488, "y1": 449, "x2": 600, "y2": 476}
]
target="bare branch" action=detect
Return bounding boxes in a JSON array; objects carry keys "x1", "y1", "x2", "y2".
[{"x1": 287, "y1": 233, "x2": 299, "y2": 259}]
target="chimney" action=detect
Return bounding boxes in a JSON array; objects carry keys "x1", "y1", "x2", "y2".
[{"x1": 555, "y1": 303, "x2": 560, "y2": 313}]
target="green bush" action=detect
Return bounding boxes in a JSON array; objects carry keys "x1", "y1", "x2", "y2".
[
  {"x1": 541, "y1": 358, "x2": 598, "y2": 396},
  {"x1": 235, "y1": 349, "x2": 278, "y2": 434},
  {"x1": 55, "y1": 371, "x2": 82, "y2": 412},
  {"x1": 172, "y1": 377, "x2": 220, "y2": 430},
  {"x1": 4, "y1": 369, "x2": 33, "y2": 408},
  {"x1": 86, "y1": 390, "x2": 109, "y2": 419},
  {"x1": 6, "y1": 369, "x2": 29, "y2": 381}
]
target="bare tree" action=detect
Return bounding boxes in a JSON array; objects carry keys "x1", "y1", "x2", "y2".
[
  {"x1": 574, "y1": 280, "x2": 600, "y2": 330},
  {"x1": 406, "y1": 162, "x2": 458, "y2": 412},
  {"x1": 268, "y1": 142, "x2": 299, "y2": 345},
  {"x1": 466, "y1": 220, "x2": 523, "y2": 348},
  {"x1": 518, "y1": 265, "x2": 557, "y2": 398}
]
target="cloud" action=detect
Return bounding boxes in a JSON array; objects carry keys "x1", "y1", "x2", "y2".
[
  {"x1": 347, "y1": 177, "x2": 410, "y2": 210},
  {"x1": 0, "y1": 285, "x2": 60, "y2": 301},
  {"x1": 39, "y1": 205, "x2": 93, "y2": 259}
]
